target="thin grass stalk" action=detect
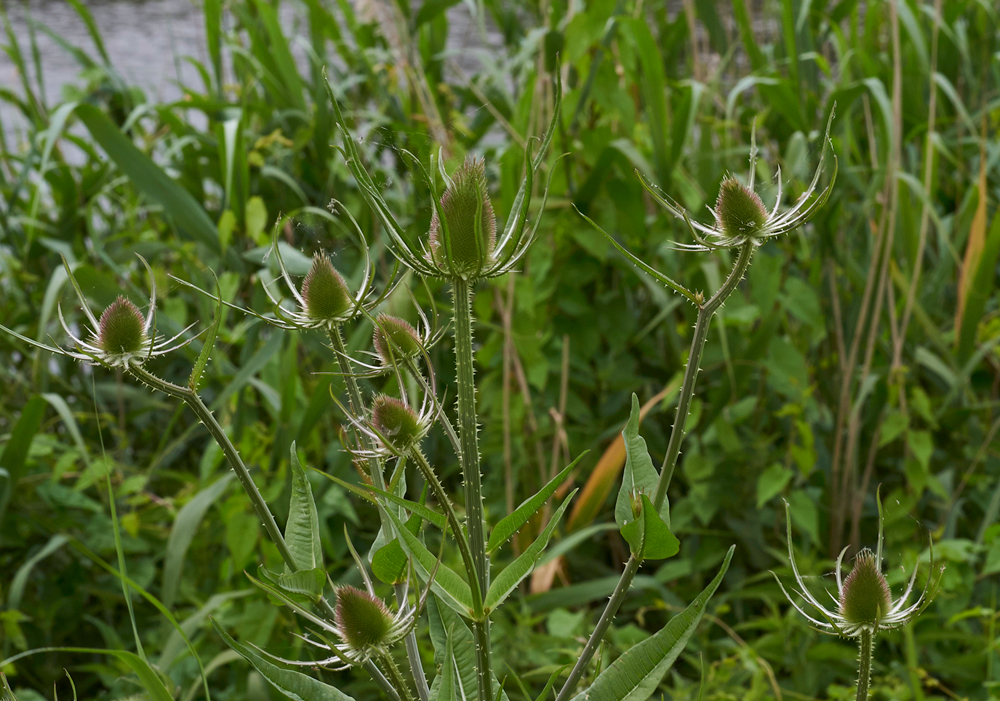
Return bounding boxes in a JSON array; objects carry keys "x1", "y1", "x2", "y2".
[
  {"x1": 450, "y1": 276, "x2": 492, "y2": 701},
  {"x1": 842, "y1": 0, "x2": 904, "y2": 551},
  {"x1": 556, "y1": 241, "x2": 755, "y2": 700}
]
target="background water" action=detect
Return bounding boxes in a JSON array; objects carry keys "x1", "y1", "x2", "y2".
[{"x1": 0, "y1": 0, "x2": 498, "y2": 144}]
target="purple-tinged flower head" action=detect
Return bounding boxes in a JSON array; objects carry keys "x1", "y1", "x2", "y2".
[
  {"x1": 334, "y1": 585, "x2": 393, "y2": 650},
  {"x1": 97, "y1": 296, "x2": 148, "y2": 355},
  {"x1": 427, "y1": 157, "x2": 497, "y2": 278},
  {"x1": 301, "y1": 253, "x2": 353, "y2": 321},
  {"x1": 371, "y1": 395, "x2": 423, "y2": 452},
  {"x1": 372, "y1": 314, "x2": 422, "y2": 363}
]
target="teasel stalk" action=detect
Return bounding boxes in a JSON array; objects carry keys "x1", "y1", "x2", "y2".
[
  {"x1": 327, "y1": 69, "x2": 562, "y2": 701},
  {"x1": 557, "y1": 117, "x2": 836, "y2": 700}
]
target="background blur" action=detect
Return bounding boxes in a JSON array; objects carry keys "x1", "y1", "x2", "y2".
[{"x1": 0, "y1": 0, "x2": 998, "y2": 699}]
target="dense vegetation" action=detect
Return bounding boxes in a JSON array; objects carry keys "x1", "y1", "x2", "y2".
[{"x1": 1, "y1": 0, "x2": 998, "y2": 699}]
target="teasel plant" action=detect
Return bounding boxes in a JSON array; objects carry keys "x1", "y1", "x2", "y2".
[
  {"x1": 773, "y1": 490, "x2": 944, "y2": 700},
  {"x1": 553, "y1": 112, "x2": 838, "y2": 701}
]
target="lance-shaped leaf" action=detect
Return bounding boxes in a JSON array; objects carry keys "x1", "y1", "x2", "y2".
[
  {"x1": 619, "y1": 494, "x2": 679, "y2": 561},
  {"x1": 315, "y1": 470, "x2": 448, "y2": 530},
  {"x1": 427, "y1": 595, "x2": 510, "y2": 701},
  {"x1": 383, "y1": 507, "x2": 475, "y2": 617},
  {"x1": 487, "y1": 452, "x2": 587, "y2": 554},
  {"x1": 428, "y1": 625, "x2": 463, "y2": 701},
  {"x1": 188, "y1": 270, "x2": 222, "y2": 390},
  {"x1": 212, "y1": 620, "x2": 356, "y2": 701},
  {"x1": 571, "y1": 546, "x2": 734, "y2": 701},
  {"x1": 615, "y1": 394, "x2": 670, "y2": 530},
  {"x1": 485, "y1": 491, "x2": 576, "y2": 613},
  {"x1": 285, "y1": 442, "x2": 323, "y2": 573},
  {"x1": 372, "y1": 484, "x2": 427, "y2": 585}
]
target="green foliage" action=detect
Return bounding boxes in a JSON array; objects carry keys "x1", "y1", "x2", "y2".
[{"x1": 1, "y1": 0, "x2": 998, "y2": 699}]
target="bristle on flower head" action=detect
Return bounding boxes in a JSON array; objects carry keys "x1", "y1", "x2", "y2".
[
  {"x1": 839, "y1": 548, "x2": 892, "y2": 628},
  {"x1": 334, "y1": 585, "x2": 393, "y2": 650},
  {"x1": 714, "y1": 177, "x2": 768, "y2": 239},
  {"x1": 373, "y1": 315, "x2": 422, "y2": 363},
  {"x1": 371, "y1": 395, "x2": 422, "y2": 450},
  {"x1": 427, "y1": 157, "x2": 497, "y2": 278},
  {"x1": 301, "y1": 253, "x2": 352, "y2": 320},
  {"x1": 98, "y1": 297, "x2": 147, "y2": 354}
]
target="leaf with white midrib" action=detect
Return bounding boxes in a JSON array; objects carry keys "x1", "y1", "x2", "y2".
[{"x1": 571, "y1": 546, "x2": 734, "y2": 701}]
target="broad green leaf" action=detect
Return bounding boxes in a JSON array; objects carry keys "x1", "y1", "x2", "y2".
[
  {"x1": 487, "y1": 452, "x2": 587, "y2": 554},
  {"x1": 274, "y1": 568, "x2": 326, "y2": 603},
  {"x1": 428, "y1": 626, "x2": 460, "y2": 701},
  {"x1": 163, "y1": 473, "x2": 234, "y2": 609},
  {"x1": 427, "y1": 596, "x2": 510, "y2": 701},
  {"x1": 285, "y1": 442, "x2": 323, "y2": 573},
  {"x1": 74, "y1": 104, "x2": 219, "y2": 250},
  {"x1": 619, "y1": 494, "x2": 679, "y2": 561},
  {"x1": 615, "y1": 394, "x2": 669, "y2": 530},
  {"x1": 372, "y1": 493, "x2": 424, "y2": 585},
  {"x1": 383, "y1": 508, "x2": 474, "y2": 617},
  {"x1": 570, "y1": 546, "x2": 734, "y2": 701},
  {"x1": 755, "y1": 464, "x2": 792, "y2": 509},
  {"x1": 485, "y1": 491, "x2": 576, "y2": 613},
  {"x1": 212, "y1": 621, "x2": 356, "y2": 701}
]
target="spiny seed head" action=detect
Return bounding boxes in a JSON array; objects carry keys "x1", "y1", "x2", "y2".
[
  {"x1": 97, "y1": 296, "x2": 147, "y2": 354},
  {"x1": 714, "y1": 176, "x2": 768, "y2": 239},
  {"x1": 301, "y1": 253, "x2": 352, "y2": 320},
  {"x1": 334, "y1": 585, "x2": 392, "y2": 650},
  {"x1": 428, "y1": 157, "x2": 497, "y2": 277},
  {"x1": 373, "y1": 315, "x2": 422, "y2": 363},
  {"x1": 839, "y1": 548, "x2": 892, "y2": 627},
  {"x1": 371, "y1": 395, "x2": 421, "y2": 450}
]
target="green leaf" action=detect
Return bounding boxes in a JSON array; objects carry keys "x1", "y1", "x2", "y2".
[
  {"x1": 372, "y1": 508, "x2": 422, "y2": 585},
  {"x1": 315, "y1": 470, "x2": 447, "y2": 530},
  {"x1": 427, "y1": 596, "x2": 511, "y2": 701},
  {"x1": 615, "y1": 394, "x2": 669, "y2": 530},
  {"x1": 74, "y1": 104, "x2": 219, "y2": 250},
  {"x1": 285, "y1": 442, "x2": 323, "y2": 573},
  {"x1": 212, "y1": 620, "x2": 356, "y2": 701},
  {"x1": 958, "y1": 210, "x2": 1000, "y2": 362},
  {"x1": 0, "y1": 394, "x2": 46, "y2": 486},
  {"x1": 428, "y1": 625, "x2": 459, "y2": 701},
  {"x1": 487, "y1": 452, "x2": 587, "y2": 554},
  {"x1": 570, "y1": 546, "x2": 734, "y2": 701},
  {"x1": 619, "y1": 494, "x2": 679, "y2": 561},
  {"x1": 274, "y1": 568, "x2": 326, "y2": 603},
  {"x1": 756, "y1": 464, "x2": 793, "y2": 509},
  {"x1": 484, "y1": 491, "x2": 577, "y2": 613},
  {"x1": 383, "y1": 508, "x2": 474, "y2": 617},
  {"x1": 163, "y1": 473, "x2": 234, "y2": 609}
]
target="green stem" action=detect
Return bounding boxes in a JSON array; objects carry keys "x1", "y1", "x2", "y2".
[
  {"x1": 857, "y1": 629, "x2": 873, "y2": 701},
  {"x1": 381, "y1": 652, "x2": 417, "y2": 701},
  {"x1": 330, "y1": 326, "x2": 429, "y2": 701},
  {"x1": 130, "y1": 364, "x2": 404, "y2": 701},
  {"x1": 450, "y1": 277, "x2": 493, "y2": 701},
  {"x1": 555, "y1": 242, "x2": 755, "y2": 701},
  {"x1": 409, "y1": 450, "x2": 483, "y2": 613}
]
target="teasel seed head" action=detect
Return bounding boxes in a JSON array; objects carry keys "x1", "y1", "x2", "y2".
[
  {"x1": 839, "y1": 548, "x2": 892, "y2": 628},
  {"x1": 371, "y1": 395, "x2": 422, "y2": 451},
  {"x1": 334, "y1": 585, "x2": 393, "y2": 650},
  {"x1": 714, "y1": 176, "x2": 768, "y2": 239},
  {"x1": 97, "y1": 296, "x2": 148, "y2": 355},
  {"x1": 301, "y1": 253, "x2": 352, "y2": 321},
  {"x1": 427, "y1": 157, "x2": 497, "y2": 278},
  {"x1": 373, "y1": 314, "x2": 422, "y2": 363}
]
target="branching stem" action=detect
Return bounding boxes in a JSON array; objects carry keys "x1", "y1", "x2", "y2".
[{"x1": 555, "y1": 241, "x2": 755, "y2": 700}]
